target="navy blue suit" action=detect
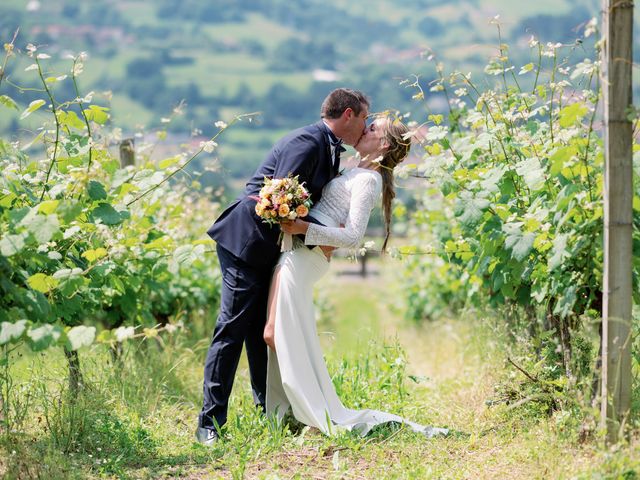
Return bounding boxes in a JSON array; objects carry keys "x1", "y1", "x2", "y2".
[{"x1": 199, "y1": 121, "x2": 341, "y2": 430}]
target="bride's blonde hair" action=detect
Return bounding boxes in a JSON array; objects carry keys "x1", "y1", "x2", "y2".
[{"x1": 376, "y1": 115, "x2": 411, "y2": 252}]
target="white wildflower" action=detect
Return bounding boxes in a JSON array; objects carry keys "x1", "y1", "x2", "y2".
[
  {"x1": 200, "y1": 140, "x2": 218, "y2": 153},
  {"x1": 72, "y1": 61, "x2": 84, "y2": 76},
  {"x1": 214, "y1": 120, "x2": 228, "y2": 129},
  {"x1": 584, "y1": 17, "x2": 597, "y2": 38}
]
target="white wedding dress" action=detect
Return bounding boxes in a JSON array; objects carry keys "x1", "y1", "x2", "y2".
[{"x1": 266, "y1": 167, "x2": 448, "y2": 437}]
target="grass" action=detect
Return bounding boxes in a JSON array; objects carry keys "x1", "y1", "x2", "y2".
[{"x1": 1, "y1": 257, "x2": 640, "y2": 479}]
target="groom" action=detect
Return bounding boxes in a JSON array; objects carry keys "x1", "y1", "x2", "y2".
[{"x1": 196, "y1": 88, "x2": 370, "y2": 444}]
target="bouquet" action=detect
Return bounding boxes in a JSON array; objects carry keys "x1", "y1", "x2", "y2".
[{"x1": 252, "y1": 175, "x2": 312, "y2": 251}]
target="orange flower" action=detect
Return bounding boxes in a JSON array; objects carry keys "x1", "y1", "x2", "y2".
[
  {"x1": 295, "y1": 205, "x2": 309, "y2": 217},
  {"x1": 278, "y1": 204, "x2": 290, "y2": 217}
]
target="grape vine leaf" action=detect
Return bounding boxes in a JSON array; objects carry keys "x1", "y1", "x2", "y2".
[
  {"x1": 454, "y1": 191, "x2": 489, "y2": 226},
  {"x1": 66, "y1": 325, "x2": 96, "y2": 351},
  {"x1": 90, "y1": 203, "x2": 129, "y2": 225},
  {"x1": 0, "y1": 233, "x2": 26, "y2": 256},
  {"x1": 503, "y1": 222, "x2": 536, "y2": 261},
  {"x1": 87, "y1": 180, "x2": 108, "y2": 201},
  {"x1": 27, "y1": 324, "x2": 62, "y2": 351},
  {"x1": 0, "y1": 320, "x2": 28, "y2": 345}
]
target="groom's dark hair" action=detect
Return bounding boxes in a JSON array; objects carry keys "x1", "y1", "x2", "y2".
[{"x1": 320, "y1": 88, "x2": 369, "y2": 119}]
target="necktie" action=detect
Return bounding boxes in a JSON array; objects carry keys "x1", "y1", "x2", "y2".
[{"x1": 330, "y1": 138, "x2": 345, "y2": 172}]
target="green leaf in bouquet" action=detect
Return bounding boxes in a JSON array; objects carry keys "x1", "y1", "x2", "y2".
[
  {"x1": 65, "y1": 325, "x2": 96, "y2": 351},
  {"x1": 0, "y1": 320, "x2": 28, "y2": 345}
]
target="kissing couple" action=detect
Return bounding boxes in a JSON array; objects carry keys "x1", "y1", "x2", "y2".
[{"x1": 196, "y1": 88, "x2": 448, "y2": 444}]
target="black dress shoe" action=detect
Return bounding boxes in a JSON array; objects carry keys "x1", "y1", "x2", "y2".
[{"x1": 195, "y1": 426, "x2": 219, "y2": 446}]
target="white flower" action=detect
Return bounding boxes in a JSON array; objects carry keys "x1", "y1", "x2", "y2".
[
  {"x1": 528, "y1": 36, "x2": 539, "y2": 48},
  {"x1": 36, "y1": 53, "x2": 50, "y2": 59},
  {"x1": 72, "y1": 61, "x2": 84, "y2": 76},
  {"x1": 454, "y1": 88, "x2": 468, "y2": 97},
  {"x1": 364, "y1": 241, "x2": 375, "y2": 249},
  {"x1": 25, "y1": 63, "x2": 38, "y2": 71},
  {"x1": 200, "y1": 140, "x2": 218, "y2": 153},
  {"x1": 425, "y1": 125, "x2": 449, "y2": 142},
  {"x1": 165, "y1": 323, "x2": 178, "y2": 333},
  {"x1": 161, "y1": 117, "x2": 171, "y2": 123},
  {"x1": 214, "y1": 120, "x2": 228, "y2": 129},
  {"x1": 584, "y1": 17, "x2": 597, "y2": 38}
]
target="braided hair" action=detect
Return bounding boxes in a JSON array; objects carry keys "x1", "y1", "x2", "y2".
[{"x1": 376, "y1": 116, "x2": 411, "y2": 252}]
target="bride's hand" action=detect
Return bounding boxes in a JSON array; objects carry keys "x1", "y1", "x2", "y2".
[
  {"x1": 319, "y1": 245, "x2": 335, "y2": 260},
  {"x1": 280, "y1": 219, "x2": 309, "y2": 235}
]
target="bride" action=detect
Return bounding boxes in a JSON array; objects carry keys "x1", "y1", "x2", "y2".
[{"x1": 263, "y1": 114, "x2": 448, "y2": 438}]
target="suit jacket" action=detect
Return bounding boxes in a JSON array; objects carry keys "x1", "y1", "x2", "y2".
[{"x1": 207, "y1": 121, "x2": 340, "y2": 269}]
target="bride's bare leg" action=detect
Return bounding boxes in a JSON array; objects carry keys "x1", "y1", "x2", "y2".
[{"x1": 264, "y1": 265, "x2": 281, "y2": 352}]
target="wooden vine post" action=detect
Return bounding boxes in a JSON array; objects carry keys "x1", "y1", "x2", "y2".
[{"x1": 600, "y1": 0, "x2": 634, "y2": 443}]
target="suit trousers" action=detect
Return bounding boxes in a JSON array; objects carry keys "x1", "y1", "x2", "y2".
[{"x1": 199, "y1": 244, "x2": 271, "y2": 429}]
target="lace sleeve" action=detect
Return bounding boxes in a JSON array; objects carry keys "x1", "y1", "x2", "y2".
[{"x1": 305, "y1": 171, "x2": 381, "y2": 248}]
